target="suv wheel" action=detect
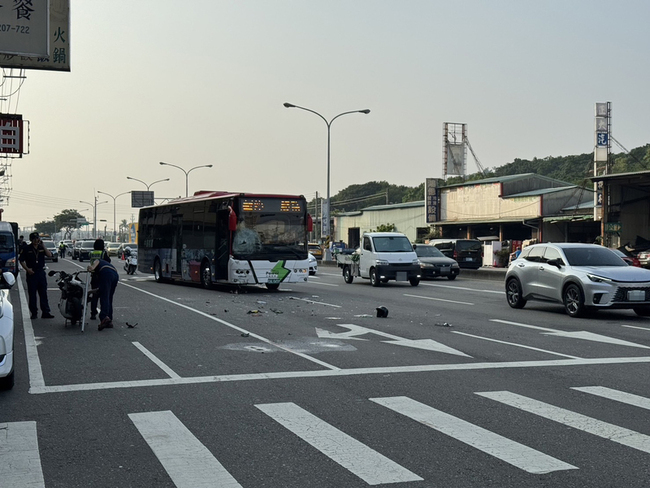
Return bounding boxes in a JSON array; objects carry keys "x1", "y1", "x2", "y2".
[
  {"x1": 370, "y1": 268, "x2": 381, "y2": 287},
  {"x1": 506, "y1": 278, "x2": 527, "y2": 309},
  {"x1": 564, "y1": 283, "x2": 586, "y2": 317}
]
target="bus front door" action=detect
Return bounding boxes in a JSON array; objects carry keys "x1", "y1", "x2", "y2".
[{"x1": 215, "y1": 209, "x2": 230, "y2": 280}]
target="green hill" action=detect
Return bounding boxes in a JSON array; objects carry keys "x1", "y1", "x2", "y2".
[{"x1": 310, "y1": 144, "x2": 650, "y2": 214}]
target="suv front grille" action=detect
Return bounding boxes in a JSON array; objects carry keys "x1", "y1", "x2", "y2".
[{"x1": 613, "y1": 286, "x2": 650, "y2": 302}]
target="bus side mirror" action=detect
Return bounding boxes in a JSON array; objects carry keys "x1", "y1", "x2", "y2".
[
  {"x1": 307, "y1": 214, "x2": 313, "y2": 232},
  {"x1": 229, "y1": 209, "x2": 237, "y2": 232}
]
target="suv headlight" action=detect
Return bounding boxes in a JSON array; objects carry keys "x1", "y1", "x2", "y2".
[{"x1": 587, "y1": 273, "x2": 614, "y2": 283}]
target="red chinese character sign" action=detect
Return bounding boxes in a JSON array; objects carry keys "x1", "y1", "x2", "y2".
[{"x1": 0, "y1": 115, "x2": 24, "y2": 155}]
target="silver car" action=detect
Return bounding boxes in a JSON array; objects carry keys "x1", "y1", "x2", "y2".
[{"x1": 505, "y1": 243, "x2": 650, "y2": 317}]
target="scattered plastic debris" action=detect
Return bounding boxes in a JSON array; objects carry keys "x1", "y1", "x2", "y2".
[
  {"x1": 257, "y1": 300, "x2": 266, "y2": 304},
  {"x1": 270, "y1": 309, "x2": 283, "y2": 314},
  {"x1": 354, "y1": 314, "x2": 373, "y2": 318},
  {"x1": 126, "y1": 322, "x2": 138, "y2": 328},
  {"x1": 247, "y1": 310, "x2": 265, "y2": 315},
  {"x1": 435, "y1": 322, "x2": 452, "y2": 327},
  {"x1": 241, "y1": 332, "x2": 250, "y2": 337},
  {"x1": 376, "y1": 306, "x2": 389, "y2": 318}
]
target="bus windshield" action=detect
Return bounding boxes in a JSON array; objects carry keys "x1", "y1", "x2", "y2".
[{"x1": 233, "y1": 212, "x2": 306, "y2": 260}]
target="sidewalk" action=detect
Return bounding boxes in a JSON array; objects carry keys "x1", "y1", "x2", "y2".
[{"x1": 319, "y1": 260, "x2": 507, "y2": 282}]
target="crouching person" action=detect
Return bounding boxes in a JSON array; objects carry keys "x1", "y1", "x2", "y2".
[{"x1": 87, "y1": 258, "x2": 119, "y2": 331}]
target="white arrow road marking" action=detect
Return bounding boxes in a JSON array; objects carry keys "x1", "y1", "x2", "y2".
[
  {"x1": 452, "y1": 331, "x2": 582, "y2": 359},
  {"x1": 0, "y1": 422, "x2": 45, "y2": 487},
  {"x1": 371, "y1": 396, "x2": 577, "y2": 474},
  {"x1": 478, "y1": 391, "x2": 650, "y2": 454},
  {"x1": 542, "y1": 330, "x2": 650, "y2": 349},
  {"x1": 490, "y1": 319, "x2": 650, "y2": 350},
  {"x1": 257, "y1": 402, "x2": 423, "y2": 485},
  {"x1": 316, "y1": 324, "x2": 472, "y2": 357},
  {"x1": 622, "y1": 324, "x2": 650, "y2": 331},
  {"x1": 130, "y1": 411, "x2": 242, "y2": 488}
]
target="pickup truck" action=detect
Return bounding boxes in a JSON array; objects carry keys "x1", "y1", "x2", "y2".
[{"x1": 335, "y1": 232, "x2": 421, "y2": 286}]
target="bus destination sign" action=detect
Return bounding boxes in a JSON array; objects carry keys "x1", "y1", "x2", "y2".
[{"x1": 241, "y1": 198, "x2": 304, "y2": 213}]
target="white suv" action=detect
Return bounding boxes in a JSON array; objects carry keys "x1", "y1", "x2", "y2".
[{"x1": 0, "y1": 272, "x2": 16, "y2": 390}]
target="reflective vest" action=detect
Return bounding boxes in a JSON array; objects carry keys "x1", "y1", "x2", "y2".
[{"x1": 89, "y1": 250, "x2": 103, "y2": 264}]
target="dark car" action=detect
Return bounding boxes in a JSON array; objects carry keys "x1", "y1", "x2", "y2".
[
  {"x1": 78, "y1": 240, "x2": 97, "y2": 262},
  {"x1": 413, "y1": 244, "x2": 460, "y2": 280},
  {"x1": 430, "y1": 239, "x2": 483, "y2": 269}
]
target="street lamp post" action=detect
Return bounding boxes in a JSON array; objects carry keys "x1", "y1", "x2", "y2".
[
  {"x1": 97, "y1": 191, "x2": 131, "y2": 239},
  {"x1": 159, "y1": 162, "x2": 213, "y2": 197},
  {"x1": 126, "y1": 176, "x2": 170, "y2": 190},
  {"x1": 80, "y1": 197, "x2": 108, "y2": 239},
  {"x1": 283, "y1": 102, "x2": 370, "y2": 258}
]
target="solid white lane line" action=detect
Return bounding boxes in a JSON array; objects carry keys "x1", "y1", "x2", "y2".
[
  {"x1": 30, "y1": 355, "x2": 650, "y2": 395},
  {"x1": 306, "y1": 281, "x2": 339, "y2": 287},
  {"x1": 289, "y1": 296, "x2": 341, "y2": 306},
  {"x1": 477, "y1": 391, "x2": 650, "y2": 454},
  {"x1": 120, "y1": 282, "x2": 340, "y2": 370},
  {"x1": 132, "y1": 342, "x2": 180, "y2": 379},
  {"x1": 451, "y1": 331, "x2": 582, "y2": 359},
  {"x1": 404, "y1": 293, "x2": 474, "y2": 306},
  {"x1": 572, "y1": 386, "x2": 650, "y2": 410},
  {"x1": 371, "y1": 396, "x2": 576, "y2": 474},
  {"x1": 17, "y1": 278, "x2": 46, "y2": 390},
  {"x1": 419, "y1": 282, "x2": 504, "y2": 294},
  {"x1": 489, "y1": 319, "x2": 554, "y2": 332},
  {"x1": 0, "y1": 421, "x2": 45, "y2": 487},
  {"x1": 256, "y1": 402, "x2": 423, "y2": 485},
  {"x1": 129, "y1": 411, "x2": 242, "y2": 488}
]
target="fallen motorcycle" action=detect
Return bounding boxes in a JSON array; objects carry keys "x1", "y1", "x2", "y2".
[{"x1": 48, "y1": 270, "x2": 94, "y2": 330}]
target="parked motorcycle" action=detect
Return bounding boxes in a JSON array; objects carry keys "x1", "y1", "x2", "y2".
[
  {"x1": 48, "y1": 270, "x2": 93, "y2": 328},
  {"x1": 123, "y1": 247, "x2": 137, "y2": 275}
]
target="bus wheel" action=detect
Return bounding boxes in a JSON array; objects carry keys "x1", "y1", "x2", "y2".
[
  {"x1": 154, "y1": 259, "x2": 164, "y2": 283},
  {"x1": 201, "y1": 262, "x2": 213, "y2": 289},
  {"x1": 266, "y1": 283, "x2": 280, "y2": 291}
]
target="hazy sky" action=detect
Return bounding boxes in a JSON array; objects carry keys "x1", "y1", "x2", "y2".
[{"x1": 2, "y1": 0, "x2": 649, "y2": 232}]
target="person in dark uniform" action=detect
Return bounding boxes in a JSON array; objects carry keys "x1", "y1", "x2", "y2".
[
  {"x1": 87, "y1": 258, "x2": 119, "y2": 331},
  {"x1": 89, "y1": 239, "x2": 110, "y2": 321},
  {"x1": 19, "y1": 232, "x2": 54, "y2": 319}
]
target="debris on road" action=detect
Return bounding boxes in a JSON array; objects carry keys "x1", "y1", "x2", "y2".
[
  {"x1": 126, "y1": 322, "x2": 138, "y2": 328},
  {"x1": 376, "y1": 306, "x2": 389, "y2": 318},
  {"x1": 435, "y1": 322, "x2": 452, "y2": 327}
]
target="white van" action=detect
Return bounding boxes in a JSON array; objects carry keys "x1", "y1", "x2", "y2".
[{"x1": 336, "y1": 232, "x2": 421, "y2": 286}]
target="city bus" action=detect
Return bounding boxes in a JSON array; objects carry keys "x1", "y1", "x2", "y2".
[{"x1": 137, "y1": 191, "x2": 313, "y2": 290}]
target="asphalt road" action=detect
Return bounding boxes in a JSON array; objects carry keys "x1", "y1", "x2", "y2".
[{"x1": 2, "y1": 258, "x2": 650, "y2": 487}]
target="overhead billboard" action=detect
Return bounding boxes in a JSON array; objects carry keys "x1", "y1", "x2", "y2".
[
  {"x1": 132, "y1": 191, "x2": 154, "y2": 208},
  {"x1": 0, "y1": 0, "x2": 69, "y2": 71},
  {"x1": 0, "y1": 0, "x2": 49, "y2": 56}
]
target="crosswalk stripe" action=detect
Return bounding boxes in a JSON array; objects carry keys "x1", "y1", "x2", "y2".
[
  {"x1": 0, "y1": 421, "x2": 45, "y2": 487},
  {"x1": 129, "y1": 411, "x2": 242, "y2": 488},
  {"x1": 371, "y1": 396, "x2": 576, "y2": 474},
  {"x1": 477, "y1": 391, "x2": 650, "y2": 454},
  {"x1": 256, "y1": 402, "x2": 423, "y2": 485},
  {"x1": 572, "y1": 386, "x2": 650, "y2": 410}
]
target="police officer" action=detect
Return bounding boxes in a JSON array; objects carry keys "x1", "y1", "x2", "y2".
[
  {"x1": 19, "y1": 232, "x2": 54, "y2": 319},
  {"x1": 89, "y1": 239, "x2": 110, "y2": 320},
  {"x1": 87, "y1": 257, "x2": 119, "y2": 331}
]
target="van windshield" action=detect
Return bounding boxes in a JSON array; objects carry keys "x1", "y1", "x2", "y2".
[
  {"x1": 0, "y1": 234, "x2": 13, "y2": 252},
  {"x1": 372, "y1": 236, "x2": 413, "y2": 252}
]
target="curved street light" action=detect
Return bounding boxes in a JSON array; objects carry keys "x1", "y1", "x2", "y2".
[
  {"x1": 159, "y1": 161, "x2": 213, "y2": 197},
  {"x1": 97, "y1": 190, "x2": 131, "y2": 239},
  {"x1": 80, "y1": 198, "x2": 108, "y2": 238},
  {"x1": 283, "y1": 102, "x2": 370, "y2": 255},
  {"x1": 126, "y1": 176, "x2": 170, "y2": 190}
]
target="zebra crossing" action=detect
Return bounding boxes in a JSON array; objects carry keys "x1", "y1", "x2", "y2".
[{"x1": 4, "y1": 385, "x2": 650, "y2": 486}]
